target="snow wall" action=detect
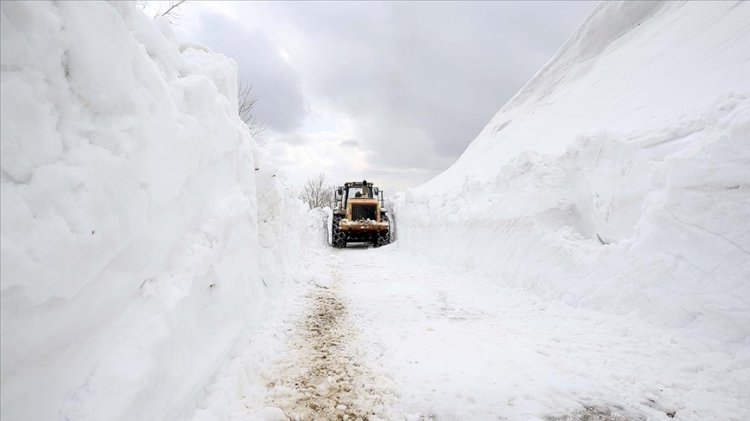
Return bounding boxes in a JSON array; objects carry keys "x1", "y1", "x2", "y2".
[
  {"x1": 396, "y1": 2, "x2": 750, "y2": 342},
  {"x1": 0, "y1": 2, "x2": 324, "y2": 420}
]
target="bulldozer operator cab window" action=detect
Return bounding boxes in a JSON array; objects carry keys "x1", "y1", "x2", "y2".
[{"x1": 347, "y1": 186, "x2": 372, "y2": 200}]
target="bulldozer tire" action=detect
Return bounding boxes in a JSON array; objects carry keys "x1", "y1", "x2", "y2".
[
  {"x1": 377, "y1": 214, "x2": 391, "y2": 246},
  {"x1": 374, "y1": 231, "x2": 390, "y2": 247},
  {"x1": 332, "y1": 215, "x2": 347, "y2": 248}
]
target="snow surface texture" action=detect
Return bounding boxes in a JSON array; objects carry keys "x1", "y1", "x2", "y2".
[
  {"x1": 192, "y1": 243, "x2": 747, "y2": 420},
  {"x1": 399, "y1": 1, "x2": 750, "y2": 342},
  {"x1": 1, "y1": 2, "x2": 323, "y2": 420},
  {"x1": 341, "y1": 247, "x2": 746, "y2": 420},
  {"x1": 192, "y1": 251, "x2": 396, "y2": 421}
]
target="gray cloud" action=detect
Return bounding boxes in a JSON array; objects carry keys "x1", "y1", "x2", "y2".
[
  {"x1": 180, "y1": 2, "x2": 594, "y2": 187},
  {"x1": 189, "y1": 12, "x2": 306, "y2": 133},
  {"x1": 339, "y1": 139, "x2": 359, "y2": 147}
]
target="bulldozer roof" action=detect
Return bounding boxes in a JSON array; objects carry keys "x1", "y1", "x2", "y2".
[{"x1": 344, "y1": 180, "x2": 373, "y2": 187}]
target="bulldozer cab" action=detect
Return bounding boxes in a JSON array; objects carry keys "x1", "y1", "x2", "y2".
[{"x1": 335, "y1": 180, "x2": 381, "y2": 209}]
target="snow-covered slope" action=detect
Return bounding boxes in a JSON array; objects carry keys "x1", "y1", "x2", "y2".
[
  {"x1": 0, "y1": 2, "x2": 322, "y2": 420},
  {"x1": 398, "y1": 1, "x2": 750, "y2": 342}
]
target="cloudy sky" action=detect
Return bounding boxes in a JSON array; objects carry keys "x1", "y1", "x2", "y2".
[{"x1": 174, "y1": 1, "x2": 595, "y2": 190}]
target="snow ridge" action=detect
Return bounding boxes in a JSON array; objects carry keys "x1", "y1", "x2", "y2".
[
  {"x1": 394, "y1": 2, "x2": 749, "y2": 418},
  {"x1": 401, "y1": 0, "x2": 750, "y2": 343},
  {"x1": 0, "y1": 2, "x2": 321, "y2": 420}
]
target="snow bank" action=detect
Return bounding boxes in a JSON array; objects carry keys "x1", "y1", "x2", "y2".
[
  {"x1": 0, "y1": 2, "x2": 321, "y2": 420},
  {"x1": 397, "y1": 1, "x2": 750, "y2": 342}
]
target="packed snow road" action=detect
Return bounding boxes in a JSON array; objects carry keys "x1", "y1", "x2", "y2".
[{"x1": 194, "y1": 245, "x2": 748, "y2": 421}]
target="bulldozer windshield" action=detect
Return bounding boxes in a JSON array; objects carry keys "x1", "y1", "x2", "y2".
[{"x1": 347, "y1": 186, "x2": 373, "y2": 200}]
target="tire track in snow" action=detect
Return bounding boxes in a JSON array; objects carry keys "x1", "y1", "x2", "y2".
[{"x1": 265, "y1": 265, "x2": 391, "y2": 420}]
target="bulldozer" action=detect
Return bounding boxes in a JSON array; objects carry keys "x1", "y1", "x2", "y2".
[{"x1": 329, "y1": 180, "x2": 391, "y2": 248}]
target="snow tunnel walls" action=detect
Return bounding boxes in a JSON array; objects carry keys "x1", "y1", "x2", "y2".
[
  {"x1": 0, "y1": 2, "x2": 322, "y2": 420},
  {"x1": 395, "y1": 1, "x2": 750, "y2": 343}
]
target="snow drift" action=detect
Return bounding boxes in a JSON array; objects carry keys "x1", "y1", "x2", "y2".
[
  {"x1": 397, "y1": 1, "x2": 750, "y2": 342},
  {"x1": 0, "y1": 2, "x2": 321, "y2": 420}
]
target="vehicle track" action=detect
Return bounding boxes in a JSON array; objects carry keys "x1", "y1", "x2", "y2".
[{"x1": 265, "y1": 268, "x2": 389, "y2": 420}]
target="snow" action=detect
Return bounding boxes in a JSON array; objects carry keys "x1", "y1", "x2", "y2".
[
  {"x1": 398, "y1": 1, "x2": 750, "y2": 343},
  {"x1": 192, "y1": 244, "x2": 749, "y2": 420},
  {"x1": 341, "y1": 248, "x2": 749, "y2": 420},
  {"x1": 3, "y1": 1, "x2": 749, "y2": 420},
  {"x1": 379, "y1": 1, "x2": 749, "y2": 417},
  {"x1": 1, "y1": 2, "x2": 322, "y2": 420},
  {"x1": 340, "y1": 219, "x2": 388, "y2": 227},
  {"x1": 191, "y1": 249, "x2": 396, "y2": 421}
]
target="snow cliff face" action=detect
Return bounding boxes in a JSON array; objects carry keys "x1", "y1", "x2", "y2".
[
  {"x1": 398, "y1": 1, "x2": 750, "y2": 342},
  {"x1": 0, "y1": 2, "x2": 321, "y2": 420}
]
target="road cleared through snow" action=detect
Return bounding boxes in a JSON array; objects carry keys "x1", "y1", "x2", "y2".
[
  {"x1": 340, "y1": 245, "x2": 748, "y2": 420},
  {"x1": 264, "y1": 264, "x2": 392, "y2": 420},
  {"x1": 194, "y1": 244, "x2": 748, "y2": 420}
]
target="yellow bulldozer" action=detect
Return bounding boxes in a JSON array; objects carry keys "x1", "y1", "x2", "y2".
[{"x1": 329, "y1": 180, "x2": 391, "y2": 248}]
